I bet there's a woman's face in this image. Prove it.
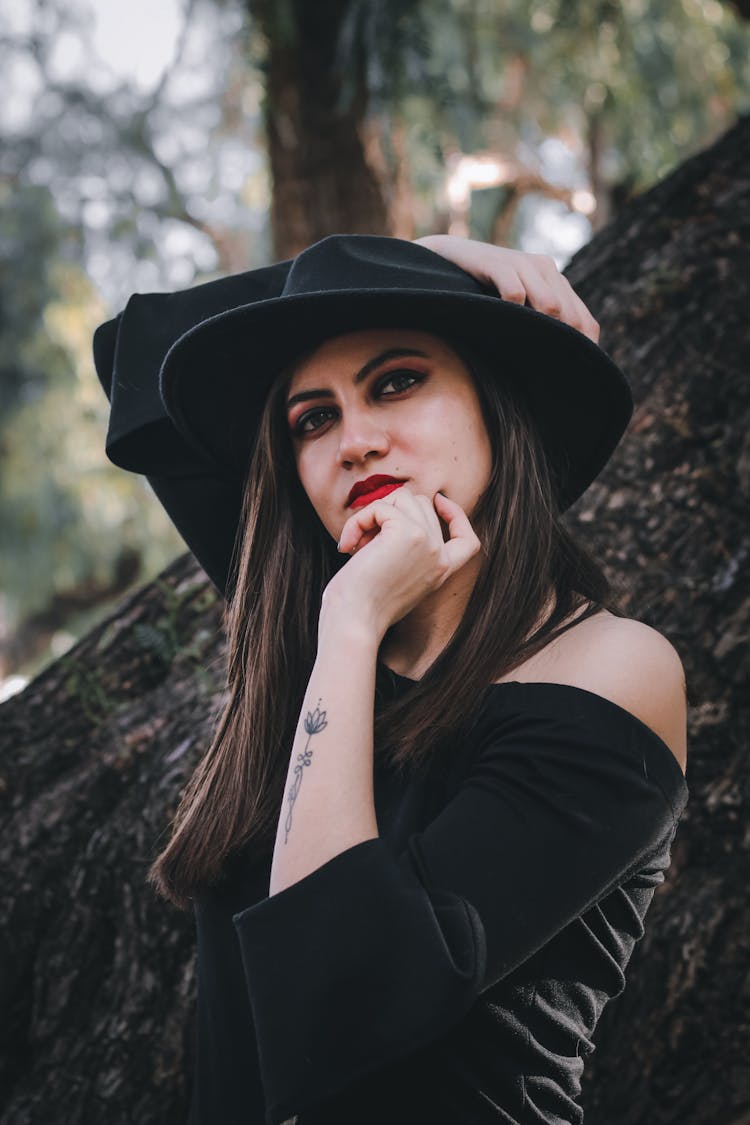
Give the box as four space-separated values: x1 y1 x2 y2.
285 328 494 543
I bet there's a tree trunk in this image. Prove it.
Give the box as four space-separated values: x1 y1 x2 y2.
2 114 749 1124
566 112 750 1125
247 0 390 259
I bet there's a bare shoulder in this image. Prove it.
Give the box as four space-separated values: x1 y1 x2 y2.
536 614 688 775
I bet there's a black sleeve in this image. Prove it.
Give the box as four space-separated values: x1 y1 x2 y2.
93 258 292 475
92 259 292 596
230 687 687 1125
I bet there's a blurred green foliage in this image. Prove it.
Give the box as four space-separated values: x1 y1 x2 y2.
0 195 186 682
339 0 749 237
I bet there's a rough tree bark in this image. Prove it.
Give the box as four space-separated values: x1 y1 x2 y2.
567 115 750 1125
246 0 390 258
1 115 748 1124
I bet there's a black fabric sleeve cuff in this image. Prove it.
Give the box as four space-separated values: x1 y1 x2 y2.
93 258 292 476
232 836 485 1125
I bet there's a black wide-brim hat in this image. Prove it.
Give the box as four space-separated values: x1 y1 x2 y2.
94 234 633 601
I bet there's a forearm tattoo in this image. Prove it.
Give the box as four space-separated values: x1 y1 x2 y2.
284 699 328 844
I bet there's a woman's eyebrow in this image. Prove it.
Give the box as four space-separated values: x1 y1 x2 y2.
285 347 429 411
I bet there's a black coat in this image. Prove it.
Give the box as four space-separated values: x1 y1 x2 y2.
186 663 688 1125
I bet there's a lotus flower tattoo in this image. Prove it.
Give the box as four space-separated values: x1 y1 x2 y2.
285 699 328 844
304 705 328 735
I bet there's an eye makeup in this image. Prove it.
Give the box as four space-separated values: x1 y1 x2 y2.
289 368 427 437
286 347 430 414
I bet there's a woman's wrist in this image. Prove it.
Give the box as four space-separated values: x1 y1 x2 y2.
318 590 384 653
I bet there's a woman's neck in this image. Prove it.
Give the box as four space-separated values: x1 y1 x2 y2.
379 574 559 681
378 553 483 680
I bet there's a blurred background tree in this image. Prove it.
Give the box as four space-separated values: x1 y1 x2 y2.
2 0 749 697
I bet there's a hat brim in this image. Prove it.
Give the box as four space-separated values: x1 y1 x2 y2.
160 287 633 516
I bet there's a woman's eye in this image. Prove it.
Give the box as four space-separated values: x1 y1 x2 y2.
294 408 334 435
293 370 423 436
378 369 423 395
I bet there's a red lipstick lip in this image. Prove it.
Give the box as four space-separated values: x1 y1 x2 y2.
346 475 407 508
349 482 405 510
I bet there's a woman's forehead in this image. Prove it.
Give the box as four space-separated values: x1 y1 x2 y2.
285 328 457 387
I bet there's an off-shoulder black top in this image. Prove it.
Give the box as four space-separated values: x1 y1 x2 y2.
185 660 689 1125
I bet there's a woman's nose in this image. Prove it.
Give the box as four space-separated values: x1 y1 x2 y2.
336 410 390 465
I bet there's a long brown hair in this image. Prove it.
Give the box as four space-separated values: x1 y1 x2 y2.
148 334 628 910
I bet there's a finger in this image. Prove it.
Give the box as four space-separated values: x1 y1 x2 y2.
432 492 482 570
404 492 452 548
349 528 378 553
532 259 600 342
523 256 576 321
492 269 527 305
565 287 600 343
338 492 412 552
346 489 435 553
523 273 594 341
389 483 432 525
517 268 567 321
400 489 468 546
410 491 445 535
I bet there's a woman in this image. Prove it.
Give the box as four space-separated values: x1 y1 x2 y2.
94 234 689 1125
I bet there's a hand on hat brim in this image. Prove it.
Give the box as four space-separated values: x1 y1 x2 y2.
414 236 600 344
